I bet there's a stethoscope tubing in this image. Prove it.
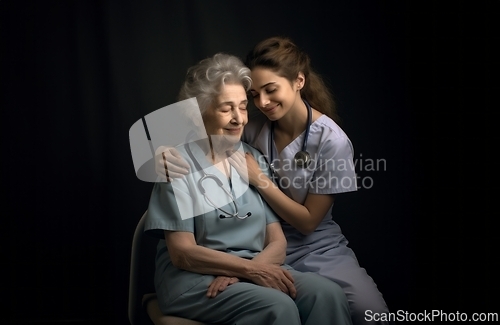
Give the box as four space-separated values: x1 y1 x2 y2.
184 141 250 219
269 98 313 172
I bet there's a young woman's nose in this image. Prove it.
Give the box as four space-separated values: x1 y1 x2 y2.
258 94 270 108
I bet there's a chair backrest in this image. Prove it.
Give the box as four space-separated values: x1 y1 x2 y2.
129 211 159 325
129 211 209 325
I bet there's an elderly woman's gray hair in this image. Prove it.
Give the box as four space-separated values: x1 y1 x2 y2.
178 53 252 114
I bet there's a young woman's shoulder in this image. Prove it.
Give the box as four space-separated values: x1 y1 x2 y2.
312 115 350 141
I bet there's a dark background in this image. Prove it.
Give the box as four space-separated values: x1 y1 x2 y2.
2 0 498 324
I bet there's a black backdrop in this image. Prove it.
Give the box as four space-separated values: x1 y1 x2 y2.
2 1 498 324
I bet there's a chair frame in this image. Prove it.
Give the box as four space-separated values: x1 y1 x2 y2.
129 211 204 325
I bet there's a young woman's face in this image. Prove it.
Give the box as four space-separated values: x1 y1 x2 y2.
249 67 302 121
203 83 248 144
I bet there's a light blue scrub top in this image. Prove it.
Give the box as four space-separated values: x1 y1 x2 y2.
144 140 279 305
242 112 358 264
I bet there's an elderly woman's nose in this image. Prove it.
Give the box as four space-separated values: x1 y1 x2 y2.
232 109 244 123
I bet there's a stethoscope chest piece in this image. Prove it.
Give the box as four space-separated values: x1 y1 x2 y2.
294 150 311 168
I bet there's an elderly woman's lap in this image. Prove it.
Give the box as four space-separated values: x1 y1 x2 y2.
163 280 300 325
160 270 351 325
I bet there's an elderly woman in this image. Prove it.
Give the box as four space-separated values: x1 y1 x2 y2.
144 53 352 325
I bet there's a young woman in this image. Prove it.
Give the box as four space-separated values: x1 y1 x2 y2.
239 36 390 325
144 52 352 325
157 37 390 325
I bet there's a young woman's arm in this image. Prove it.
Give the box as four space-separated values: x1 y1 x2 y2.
239 151 335 235
254 172 335 235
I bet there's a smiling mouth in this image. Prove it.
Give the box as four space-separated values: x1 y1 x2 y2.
263 104 279 113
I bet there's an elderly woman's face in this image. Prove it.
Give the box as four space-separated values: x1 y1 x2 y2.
203 83 248 142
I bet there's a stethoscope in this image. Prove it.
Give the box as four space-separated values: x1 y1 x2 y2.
269 99 312 177
185 141 251 220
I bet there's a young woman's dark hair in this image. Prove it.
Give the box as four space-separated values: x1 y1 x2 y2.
245 36 339 123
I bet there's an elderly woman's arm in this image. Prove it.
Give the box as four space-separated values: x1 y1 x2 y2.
251 222 286 266
164 226 296 297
